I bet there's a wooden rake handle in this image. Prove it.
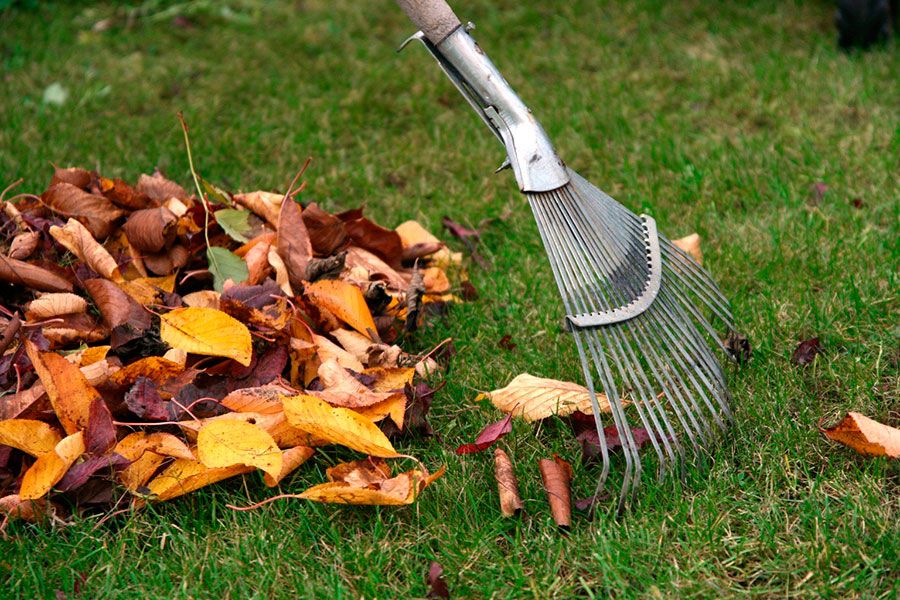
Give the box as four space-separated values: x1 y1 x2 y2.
395 0 462 44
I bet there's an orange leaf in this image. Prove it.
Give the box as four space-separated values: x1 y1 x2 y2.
282 394 399 457
0 419 63 457
19 431 85 500
146 458 254 502
25 340 99 434
159 307 252 366
197 419 282 478
311 359 395 409
299 460 444 506
822 412 900 458
115 432 195 490
263 446 315 487
110 356 185 388
673 233 703 265
305 280 377 338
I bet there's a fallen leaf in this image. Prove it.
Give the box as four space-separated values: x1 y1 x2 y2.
455 415 512 455
25 340 100 434
56 453 129 492
110 356 185 388
302 202 348 256
792 337 822 366
206 246 249 292
84 278 149 331
481 373 611 422
19 431 85 500
41 184 126 239
821 412 900 458
538 455 572 529
233 190 282 226
115 431 195 490
159 306 252 366
263 445 315 487
121 207 177 252
85 397 116 455
0 256 73 292
99 176 153 210
493 448 523 517
342 216 403 267
146 458 254 502
672 233 703 264
497 334 516 351
197 419 282 479
724 331 752 364
277 196 312 288
136 170 189 203
0 495 54 523
8 230 40 260
0 419 63 457
25 293 87 320
305 279 378 338
49 218 122 280
312 333 364 371
215 208 253 243
427 561 450 599
312 359 395 409
282 394 399 457
299 458 444 505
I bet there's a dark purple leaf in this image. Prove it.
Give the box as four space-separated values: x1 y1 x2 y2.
57 453 129 492
460 280 478 301
791 337 822 366
383 382 435 438
456 414 512 455
125 377 172 421
441 216 480 240
221 279 284 309
426 561 450 599
498 334 516 351
85 397 116 455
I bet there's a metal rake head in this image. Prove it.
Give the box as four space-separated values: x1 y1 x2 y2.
527 170 735 512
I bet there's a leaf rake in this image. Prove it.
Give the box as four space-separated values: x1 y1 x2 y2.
394 0 736 512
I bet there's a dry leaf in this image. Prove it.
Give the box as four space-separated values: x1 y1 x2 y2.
182 290 221 309
302 202 348 256
197 419 282 478
136 171 188 203
25 340 100 434
159 307 253 366
822 412 900 458
0 419 63 457
25 293 87 320
146 458 254 502
263 445 315 487
481 373 612 422
121 207 177 253
49 218 122 280
19 431 85 500
311 359 395 409
538 455 572 528
331 328 373 363
220 385 292 415
494 448 523 517
8 230 40 260
115 431 195 490
0 495 54 523
276 196 312 288
110 356 185 388
672 233 703 264
0 256 73 292
282 394 399 457
84 278 148 330
305 279 377 338
233 190 282 227
41 183 126 239
299 458 444 505
312 333 364 372
344 246 407 291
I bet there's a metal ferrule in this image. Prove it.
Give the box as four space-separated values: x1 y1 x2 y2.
404 26 570 193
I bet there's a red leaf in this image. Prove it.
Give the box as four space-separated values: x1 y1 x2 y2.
791 337 822 366
455 414 512 455
85 397 116 455
426 561 450 599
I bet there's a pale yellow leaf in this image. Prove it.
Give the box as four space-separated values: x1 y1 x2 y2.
159 307 252 366
299 460 444 506
25 293 87 320
480 373 612 422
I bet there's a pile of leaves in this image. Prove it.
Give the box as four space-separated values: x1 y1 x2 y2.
0 152 459 526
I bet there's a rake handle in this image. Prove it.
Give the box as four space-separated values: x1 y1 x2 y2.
395 0 462 44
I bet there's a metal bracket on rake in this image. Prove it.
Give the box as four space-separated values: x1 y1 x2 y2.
566 215 662 329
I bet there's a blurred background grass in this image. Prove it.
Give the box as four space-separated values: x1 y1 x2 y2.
1 0 898 597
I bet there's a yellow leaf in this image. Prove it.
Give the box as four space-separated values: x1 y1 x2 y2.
263 446 315 487
25 340 100 434
115 432 195 491
353 394 406 429
146 458 254 502
79 345 110 366
673 233 703 265
197 419 282 478
305 280 377 338
220 386 289 415
822 412 900 459
364 367 415 392
118 274 177 305
19 431 85 500
480 373 612 422
159 307 252 366
0 419 63 457
282 394 399 457
299 460 444 506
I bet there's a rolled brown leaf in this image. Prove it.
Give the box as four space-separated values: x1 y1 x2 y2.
494 448 523 517
40 183 126 239
0 256 73 292
538 455 573 529
122 207 177 253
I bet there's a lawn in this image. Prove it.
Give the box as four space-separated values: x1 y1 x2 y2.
1 0 898 597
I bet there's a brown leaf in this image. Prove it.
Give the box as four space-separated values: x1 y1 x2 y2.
343 216 404 267
49 218 122 280
25 293 87 320
143 243 189 276
41 183 126 239
276 196 313 289
84 278 148 331
672 233 703 264
0 255 73 292
311 359 395 409
344 246 408 291
25 340 100 434
302 202 349 256
538 455 572 529
50 166 93 189
821 412 900 458
121 207 178 253
426 561 450 599
792 337 822 366
0 495 54 523
233 190 282 227
8 230 40 260
494 448 523 517
100 177 154 210
136 170 189 203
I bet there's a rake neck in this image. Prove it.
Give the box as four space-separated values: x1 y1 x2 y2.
403 26 570 193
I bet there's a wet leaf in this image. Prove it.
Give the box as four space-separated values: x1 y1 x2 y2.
197 419 282 479
159 306 253 366
455 415 512 455
206 246 249 292
821 412 900 458
481 373 611 422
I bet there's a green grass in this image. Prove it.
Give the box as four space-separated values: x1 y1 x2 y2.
1 0 898 597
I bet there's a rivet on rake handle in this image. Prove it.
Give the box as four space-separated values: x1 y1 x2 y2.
395 0 737 513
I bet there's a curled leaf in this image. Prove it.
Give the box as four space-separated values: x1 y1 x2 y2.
49 218 122 280
481 373 611 422
822 412 900 458
538 455 572 529
493 448 523 517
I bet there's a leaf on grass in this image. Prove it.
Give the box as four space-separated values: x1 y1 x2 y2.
0 419 63 457
493 448 523 517
426 561 450 599
538 455 572 529
0 495 54 523
197 419 282 479
263 445 315 487
480 373 611 422
791 337 822 366
146 458 254 502
159 306 252 366
215 208 253 243
282 394 399 457
672 233 703 264
25 340 100 434
206 246 249 292
299 458 444 505
19 431 85 500
821 412 900 459
455 415 512 455
305 279 377 338
49 218 122 280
